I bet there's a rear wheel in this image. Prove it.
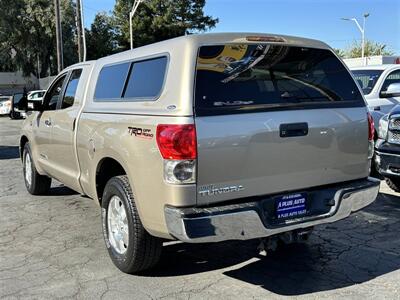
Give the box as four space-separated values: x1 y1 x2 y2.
385 177 400 193
23 143 51 195
101 175 162 274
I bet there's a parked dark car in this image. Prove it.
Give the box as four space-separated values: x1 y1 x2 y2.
9 92 27 119
375 104 400 191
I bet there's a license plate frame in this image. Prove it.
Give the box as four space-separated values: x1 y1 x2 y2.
275 192 308 220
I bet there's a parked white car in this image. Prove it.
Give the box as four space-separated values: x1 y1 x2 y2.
351 64 400 115
0 96 12 115
27 90 45 101
351 64 400 176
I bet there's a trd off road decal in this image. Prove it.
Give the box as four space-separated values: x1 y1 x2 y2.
128 127 154 139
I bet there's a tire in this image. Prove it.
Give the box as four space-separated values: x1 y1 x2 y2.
385 177 400 193
101 175 162 274
23 143 51 195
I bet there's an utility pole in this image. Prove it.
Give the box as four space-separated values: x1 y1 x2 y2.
80 0 87 61
54 0 64 72
37 55 40 80
76 0 83 62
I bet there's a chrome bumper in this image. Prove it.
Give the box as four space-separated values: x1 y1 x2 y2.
375 151 400 177
165 178 380 243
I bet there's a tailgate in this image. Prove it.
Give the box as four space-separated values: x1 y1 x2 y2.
196 108 369 205
194 43 368 205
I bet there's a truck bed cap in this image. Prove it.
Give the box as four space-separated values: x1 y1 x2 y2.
97 32 331 64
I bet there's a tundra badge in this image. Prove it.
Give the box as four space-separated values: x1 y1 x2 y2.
198 185 244 197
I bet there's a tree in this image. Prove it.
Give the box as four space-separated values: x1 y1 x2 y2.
0 0 78 77
0 48 16 72
113 0 218 50
333 48 345 58
61 0 79 68
86 12 117 60
0 0 218 76
345 40 394 58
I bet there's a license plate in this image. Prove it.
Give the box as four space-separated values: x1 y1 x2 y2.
276 193 307 220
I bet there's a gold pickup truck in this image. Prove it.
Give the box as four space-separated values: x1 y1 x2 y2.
20 33 380 274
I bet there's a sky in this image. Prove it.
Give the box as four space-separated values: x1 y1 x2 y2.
82 0 400 54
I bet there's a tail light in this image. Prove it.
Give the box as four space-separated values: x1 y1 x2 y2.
367 113 374 159
368 113 374 141
156 124 197 184
156 124 196 160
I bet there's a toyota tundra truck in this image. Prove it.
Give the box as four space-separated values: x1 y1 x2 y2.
19 33 380 274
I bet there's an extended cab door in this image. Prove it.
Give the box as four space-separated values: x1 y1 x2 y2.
33 73 68 175
48 68 85 192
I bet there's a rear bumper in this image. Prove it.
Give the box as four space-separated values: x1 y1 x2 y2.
0 108 10 115
164 178 380 243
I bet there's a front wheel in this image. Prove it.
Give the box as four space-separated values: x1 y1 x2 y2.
23 143 51 195
385 177 400 193
101 175 162 274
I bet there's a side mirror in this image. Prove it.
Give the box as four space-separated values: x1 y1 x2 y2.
381 83 400 98
27 99 44 111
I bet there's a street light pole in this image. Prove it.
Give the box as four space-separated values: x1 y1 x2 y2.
130 0 144 49
341 13 370 65
361 13 370 60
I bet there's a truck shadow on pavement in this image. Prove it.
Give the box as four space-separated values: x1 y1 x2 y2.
47 185 79 196
148 193 400 296
0 146 20 160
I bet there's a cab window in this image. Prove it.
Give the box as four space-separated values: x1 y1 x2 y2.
44 74 67 110
123 57 167 100
94 56 167 101
381 70 400 92
62 69 83 109
94 63 130 100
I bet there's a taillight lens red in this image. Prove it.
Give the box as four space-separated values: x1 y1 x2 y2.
156 124 197 160
367 113 374 141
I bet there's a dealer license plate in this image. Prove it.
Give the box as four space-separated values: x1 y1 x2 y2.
276 193 307 220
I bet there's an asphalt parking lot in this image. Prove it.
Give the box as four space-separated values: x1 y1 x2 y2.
0 116 399 299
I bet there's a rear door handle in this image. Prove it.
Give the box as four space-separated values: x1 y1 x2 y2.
280 122 308 138
44 119 52 127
